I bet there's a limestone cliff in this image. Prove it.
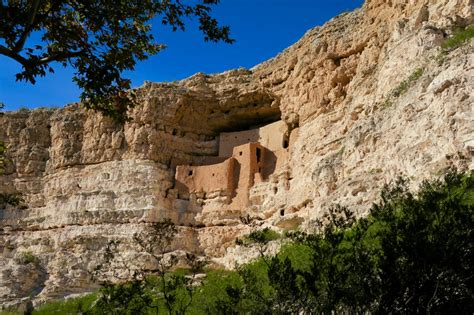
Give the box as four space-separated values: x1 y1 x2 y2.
1 0 473 307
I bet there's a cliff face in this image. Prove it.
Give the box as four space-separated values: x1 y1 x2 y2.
1 0 473 306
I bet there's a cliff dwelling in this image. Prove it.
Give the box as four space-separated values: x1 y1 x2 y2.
174 120 298 211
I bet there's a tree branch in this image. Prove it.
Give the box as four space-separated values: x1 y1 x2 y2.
13 0 41 53
38 50 84 65
0 45 83 69
0 45 29 66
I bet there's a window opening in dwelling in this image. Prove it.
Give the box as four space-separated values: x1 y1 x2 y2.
188 170 193 176
256 148 261 163
282 133 289 149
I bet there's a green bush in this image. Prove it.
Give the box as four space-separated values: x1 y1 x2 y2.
89 281 158 315
392 67 424 97
188 270 243 314
370 171 474 313
16 251 39 266
441 25 474 53
0 193 25 207
32 294 97 315
235 227 281 246
382 67 424 109
213 169 474 313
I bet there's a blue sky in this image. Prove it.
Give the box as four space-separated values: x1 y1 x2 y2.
0 0 364 111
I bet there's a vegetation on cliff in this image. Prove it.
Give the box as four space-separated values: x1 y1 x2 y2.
25 169 474 314
441 25 474 53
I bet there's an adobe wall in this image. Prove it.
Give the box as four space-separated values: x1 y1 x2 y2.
175 158 235 195
266 125 299 173
258 120 289 152
219 120 288 157
256 149 288 181
219 129 259 157
228 143 270 208
170 156 227 176
261 124 299 173
191 156 228 166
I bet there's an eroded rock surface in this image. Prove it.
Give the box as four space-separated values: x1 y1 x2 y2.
1 0 473 306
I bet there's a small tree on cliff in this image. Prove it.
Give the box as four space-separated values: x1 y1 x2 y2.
0 1 233 120
90 219 206 314
133 220 207 314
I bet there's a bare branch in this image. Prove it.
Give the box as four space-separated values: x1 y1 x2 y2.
12 0 41 53
0 45 29 66
38 50 84 64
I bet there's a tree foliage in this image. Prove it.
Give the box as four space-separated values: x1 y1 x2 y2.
372 171 474 313
0 0 233 120
211 169 474 314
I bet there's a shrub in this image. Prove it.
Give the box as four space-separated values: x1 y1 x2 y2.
188 270 243 314
370 170 474 313
441 24 474 53
382 67 424 109
216 169 474 313
32 294 97 315
391 67 424 98
0 193 25 207
235 227 281 246
16 251 39 266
